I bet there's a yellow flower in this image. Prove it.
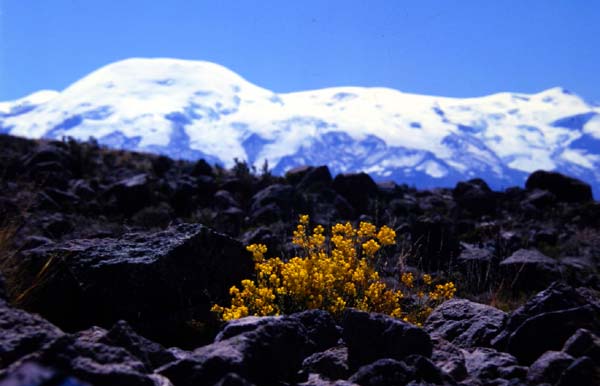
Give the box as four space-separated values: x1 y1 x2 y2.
362 239 381 257
376 225 396 245
211 215 457 326
422 274 432 285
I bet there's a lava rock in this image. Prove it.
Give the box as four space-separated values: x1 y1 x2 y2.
158 316 313 386
556 356 598 386
0 360 91 386
562 328 600 364
430 337 467 381
16 224 252 348
492 282 600 364
456 244 495 290
249 184 295 214
32 335 171 386
424 298 507 348
499 249 560 291
526 350 575 385
0 299 64 368
453 178 497 215
104 173 155 215
99 320 178 370
301 346 350 381
526 170 593 203
462 347 527 383
348 358 413 386
342 309 432 370
333 173 378 214
290 310 341 352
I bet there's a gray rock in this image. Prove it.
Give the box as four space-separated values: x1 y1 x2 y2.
99 320 178 370
16 224 252 348
527 351 575 385
504 305 600 364
425 298 506 348
0 300 64 368
0 360 90 386
430 336 467 381
556 356 598 386
563 328 600 364
525 170 593 203
158 316 313 386
302 346 349 381
499 249 559 291
348 358 413 386
24 334 173 386
462 347 527 382
342 309 432 369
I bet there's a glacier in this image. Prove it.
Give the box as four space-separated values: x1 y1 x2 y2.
1 57 599 193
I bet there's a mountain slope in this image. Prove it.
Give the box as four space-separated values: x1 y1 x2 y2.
2 57 600 192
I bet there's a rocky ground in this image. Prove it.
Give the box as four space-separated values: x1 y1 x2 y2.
0 134 598 385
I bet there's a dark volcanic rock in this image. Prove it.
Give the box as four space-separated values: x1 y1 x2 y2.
462 347 527 383
563 328 600 364
348 358 413 386
492 282 600 364
0 360 91 386
216 310 340 353
430 337 467 381
333 173 378 214
0 300 64 368
556 356 598 386
291 309 341 352
16 224 252 347
104 173 155 215
526 350 575 385
100 320 178 370
158 316 312 386
31 335 170 386
342 309 432 369
453 178 497 215
411 215 459 271
499 249 560 291
301 346 349 381
424 298 507 348
526 170 593 203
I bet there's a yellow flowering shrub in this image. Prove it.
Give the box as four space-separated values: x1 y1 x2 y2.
212 215 456 326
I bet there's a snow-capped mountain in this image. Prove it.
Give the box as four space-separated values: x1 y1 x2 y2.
2 58 600 193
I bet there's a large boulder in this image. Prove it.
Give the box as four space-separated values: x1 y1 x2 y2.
342 309 432 369
526 350 575 385
20 334 172 386
453 178 497 215
333 173 378 214
103 173 156 215
525 170 593 203
99 320 178 370
16 224 252 347
563 328 600 364
301 346 350 381
0 300 64 368
499 249 560 291
462 347 527 383
430 337 467 381
158 316 313 386
492 282 600 364
347 358 414 386
424 298 507 348
410 215 459 271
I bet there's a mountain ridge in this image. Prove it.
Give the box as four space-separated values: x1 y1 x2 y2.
2 57 599 194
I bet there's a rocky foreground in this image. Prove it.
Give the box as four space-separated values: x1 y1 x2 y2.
0 134 599 385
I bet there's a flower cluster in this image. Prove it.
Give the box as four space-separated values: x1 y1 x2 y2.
212 215 456 325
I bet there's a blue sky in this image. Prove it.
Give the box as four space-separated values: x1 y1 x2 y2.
1 0 599 102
